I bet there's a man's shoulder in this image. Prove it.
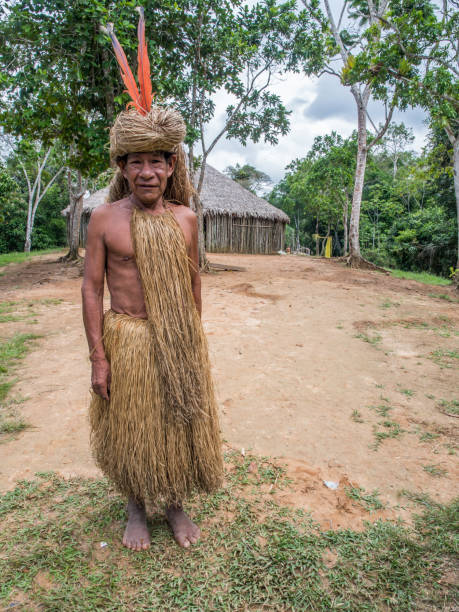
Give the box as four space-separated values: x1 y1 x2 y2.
169 202 197 222
90 198 129 222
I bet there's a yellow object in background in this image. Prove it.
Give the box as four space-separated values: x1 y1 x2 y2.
325 236 332 258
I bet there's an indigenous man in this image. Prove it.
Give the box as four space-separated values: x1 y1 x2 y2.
82 13 223 551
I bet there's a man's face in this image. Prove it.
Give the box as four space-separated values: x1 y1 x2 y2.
119 151 176 206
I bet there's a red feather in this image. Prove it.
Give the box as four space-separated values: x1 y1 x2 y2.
136 7 153 113
107 23 144 115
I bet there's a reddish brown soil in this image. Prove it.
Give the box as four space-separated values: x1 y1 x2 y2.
0 252 458 529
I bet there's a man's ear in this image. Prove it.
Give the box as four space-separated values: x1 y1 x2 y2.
167 154 177 178
117 159 127 179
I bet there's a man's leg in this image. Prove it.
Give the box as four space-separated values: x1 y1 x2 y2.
165 503 201 548
122 498 151 551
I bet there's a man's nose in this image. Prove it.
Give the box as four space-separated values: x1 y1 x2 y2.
139 162 155 178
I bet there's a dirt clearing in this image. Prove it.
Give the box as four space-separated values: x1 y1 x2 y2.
0 252 457 529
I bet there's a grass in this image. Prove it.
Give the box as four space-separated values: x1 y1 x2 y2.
428 349 459 368
0 414 28 435
419 432 440 443
398 387 415 398
354 332 382 347
0 451 457 611
0 333 40 438
0 298 63 323
389 268 451 286
437 398 459 417
369 403 393 418
423 464 448 478
371 420 404 450
379 298 400 309
0 248 63 268
351 409 364 423
345 486 385 512
428 292 459 303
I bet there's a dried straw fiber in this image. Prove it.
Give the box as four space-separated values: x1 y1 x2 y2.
89 206 223 505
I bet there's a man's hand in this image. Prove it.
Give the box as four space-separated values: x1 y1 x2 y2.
91 358 111 401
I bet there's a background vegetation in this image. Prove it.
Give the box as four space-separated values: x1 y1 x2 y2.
0 0 457 277
269 125 457 277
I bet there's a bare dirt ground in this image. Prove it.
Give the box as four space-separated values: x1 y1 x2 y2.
0 252 458 530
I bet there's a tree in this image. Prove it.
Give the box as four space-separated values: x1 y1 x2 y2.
295 0 403 268
380 123 415 178
1 0 298 267
269 132 356 255
356 0 459 269
0 0 147 259
305 132 356 255
224 163 271 194
167 0 296 269
14 141 65 252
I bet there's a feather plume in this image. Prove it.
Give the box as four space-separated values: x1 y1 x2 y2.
136 7 153 113
106 23 145 115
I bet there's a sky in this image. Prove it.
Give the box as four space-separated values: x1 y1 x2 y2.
201 71 429 189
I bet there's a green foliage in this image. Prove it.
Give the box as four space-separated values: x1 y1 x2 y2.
269 131 356 254
224 163 271 195
0 145 67 253
269 123 457 276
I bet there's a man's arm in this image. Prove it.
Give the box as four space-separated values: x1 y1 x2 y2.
188 211 202 317
81 207 110 400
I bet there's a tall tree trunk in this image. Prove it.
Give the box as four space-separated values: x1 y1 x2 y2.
342 199 349 255
452 134 459 270
24 206 32 253
62 169 86 261
315 215 320 255
195 158 209 271
348 101 367 265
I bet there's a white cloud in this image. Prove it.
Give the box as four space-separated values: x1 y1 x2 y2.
200 72 429 185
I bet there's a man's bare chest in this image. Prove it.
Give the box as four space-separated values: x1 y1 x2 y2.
104 207 191 263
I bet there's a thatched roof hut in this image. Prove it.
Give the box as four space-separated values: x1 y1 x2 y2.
63 164 289 254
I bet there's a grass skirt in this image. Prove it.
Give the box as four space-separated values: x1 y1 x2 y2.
89 310 223 505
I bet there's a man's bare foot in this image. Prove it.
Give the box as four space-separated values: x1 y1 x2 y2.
165 504 201 548
122 498 150 551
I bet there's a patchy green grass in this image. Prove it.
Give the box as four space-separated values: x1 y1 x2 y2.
0 298 63 324
372 420 404 450
419 431 440 443
428 292 459 303
345 486 385 512
389 269 451 286
351 409 364 423
0 452 457 611
0 415 28 435
423 464 448 478
354 332 382 347
398 387 415 398
428 349 459 369
437 398 459 417
379 298 400 309
0 334 40 438
0 248 63 268
369 403 393 418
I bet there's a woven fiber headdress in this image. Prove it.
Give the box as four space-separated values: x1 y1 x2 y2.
103 8 192 206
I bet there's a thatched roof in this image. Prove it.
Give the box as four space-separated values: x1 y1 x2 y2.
198 165 288 221
62 164 289 222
